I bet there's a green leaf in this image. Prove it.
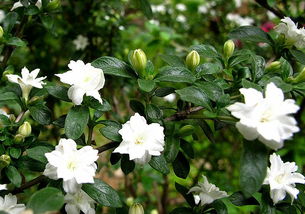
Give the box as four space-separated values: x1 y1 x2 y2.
211 200 228 214
229 191 259 206
25 5 40 15
149 154 170 174
9 147 22 159
240 140 268 197
176 86 211 111
190 44 219 58
156 67 196 83
146 104 162 120
82 178 122 207
137 79 156 92
160 55 185 67
195 81 224 102
92 56 136 79
129 100 145 116
121 154 135 175
0 92 20 102
241 79 263 91
229 50 252 67
5 166 22 187
134 0 153 19
29 103 52 125
279 57 293 80
155 87 176 97
84 97 112 112
251 55 265 80
198 120 215 143
260 188 276 214
229 26 273 45
3 12 18 33
45 84 70 102
180 139 194 159
27 187 65 214
0 115 11 126
173 151 190 179
175 182 195 207
169 207 193 214
6 37 27 47
27 146 54 163
110 153 121 165
290 49 305 65
65 106 89 140
40 15 54 30
99 122 122 142
164 137 180 163
195 62 222 77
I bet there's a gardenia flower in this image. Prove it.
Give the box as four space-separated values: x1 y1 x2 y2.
0 109 9 118
11 0 42 11
226 13 254 26
151 5 166 14
65 190 95 214
0 10 5 23
163 93 176 102
188 175 228 206
6 67 46 101
274 17 305 49
177 15 186 23
263 153 305 204
43 138 99 193
113 113 165 165
73 35 89 51
0 184 7 190
0 194 26 214
227 82 299 150
176 3 186 11
56 60 105 105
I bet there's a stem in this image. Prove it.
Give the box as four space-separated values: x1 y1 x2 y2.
15 111 25 123
11 175 46 194
87 126 94 145
97 141 119 153
165 106 204 121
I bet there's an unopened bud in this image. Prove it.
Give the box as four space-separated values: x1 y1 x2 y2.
289 67 305 83
130 49 147 76
0 26 3 39
223 40 235 59
46 0 60 11
186 50 200 70
151 209 158 214
126 197 134 207
18 121 32 137
129 203 144 214
178 125 195 137
14 134 25 144
266 61 281 72
0 155 11 169
9 114 16 122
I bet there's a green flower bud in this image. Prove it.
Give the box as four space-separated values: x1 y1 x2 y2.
0 26 3 39
289 67 305 83
186 50 200 70
14 134 25 144
266 61 281 72
18 121 32 137
129 203 144 214
9 114 16 122
178 125 195 137
150 209 158 214
126 197 134 207
46 0 61 11
130 49 147 76
0 155 11 169
223 40 235 59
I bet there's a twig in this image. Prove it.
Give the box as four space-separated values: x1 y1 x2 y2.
11 175 46 194
165 106 204 121
160 175 169 214
254 0 284 19
97 142 119 153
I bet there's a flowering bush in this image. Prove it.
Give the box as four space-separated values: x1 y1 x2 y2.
1 0 305 214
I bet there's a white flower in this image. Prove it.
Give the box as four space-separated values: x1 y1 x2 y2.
73 35 89 51
163 93 176 102
193 195 200 205
6 67 46 101
0 184 7 190
0 109 9 118
264 153 305 204
177 15 186 23
64 190 95 214
176 3 186 11
0 10 5 23
113 113 165 165
56 60 105 105
188 175 228 206
226 13 254 26
267 11 276 20
149 20 160 26
234 0 242 8
151 5 166 14
227 82 299 150
43 138 99 193
198 5 208 14
274 17 305 49
11 0 42 11
0 194 26 214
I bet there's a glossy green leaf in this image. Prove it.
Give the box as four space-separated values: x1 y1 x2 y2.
65 106 89 140
5 166 22 187
149 154 170 174
137 79 156 92
156 66 196 83
229 26 273 45
173 151 190 179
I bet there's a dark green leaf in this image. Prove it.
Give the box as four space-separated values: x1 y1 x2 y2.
149 154 170 174
121 154 135 175
0 92 20 102
175 182 195 207
84 97 112 112
25 5 40 15
241 79 263 91
169 207 193 214
290 49 305 65
155 87 176 98
160 54 185 67
198 120 215 143
29 104 52 125
0 115 11 126
6 37 27 47
83 178 122 207
27 187 65 214
195 62 222 77
27 146 54 163
164 137 180 163
3 12 18 33
9 147 21 159
40 15 54 30
190 44 219 58
146 104 162 120
229 191 259 206
110 153 121 165
229 26 273 45
137 79 156 92
195 81 224 102
251 55 265 80
52 115 66 128
279 57 293 80
240 140 268 197
92 56 136 79
211 200 228 214
180 139 194 159
65 106 89 140
45 84 70 101
129 100 145 116
134 0 153 19
173 151 190 179
176 86 211 111
156 66 196 83
99 122 122 142
5 166 22 187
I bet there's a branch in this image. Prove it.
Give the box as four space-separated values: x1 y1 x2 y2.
254 0 284 19
11 175 46 194
165 106 204 121
97 141 119 153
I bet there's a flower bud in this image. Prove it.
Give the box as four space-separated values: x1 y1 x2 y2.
289 67 305 83
126 197 134 207
130 49 147 75
46 0 60 11
9 114 16 122
0 26 3 39
223 40 235 59
18 121 32 137
14 134 25 144
186 50 200 70
0 155 11 169
178 125 195 137
129 203 144 214
150 209 158 214
266 61 281 72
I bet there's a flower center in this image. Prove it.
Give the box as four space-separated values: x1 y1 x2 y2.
83 76 92 83
275 173 285 184
260 109 273 123
67 161 77 170
135 136 144 145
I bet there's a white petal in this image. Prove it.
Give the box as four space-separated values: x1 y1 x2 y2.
68 86 86 105
63 179 81 194
6 74 20 84
239 88 263 106
265 82 284 103
86 90 103 104
65 203 80 214
270 189 286 204
236 122 259 140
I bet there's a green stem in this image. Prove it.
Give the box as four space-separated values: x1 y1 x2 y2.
87 126 94 145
